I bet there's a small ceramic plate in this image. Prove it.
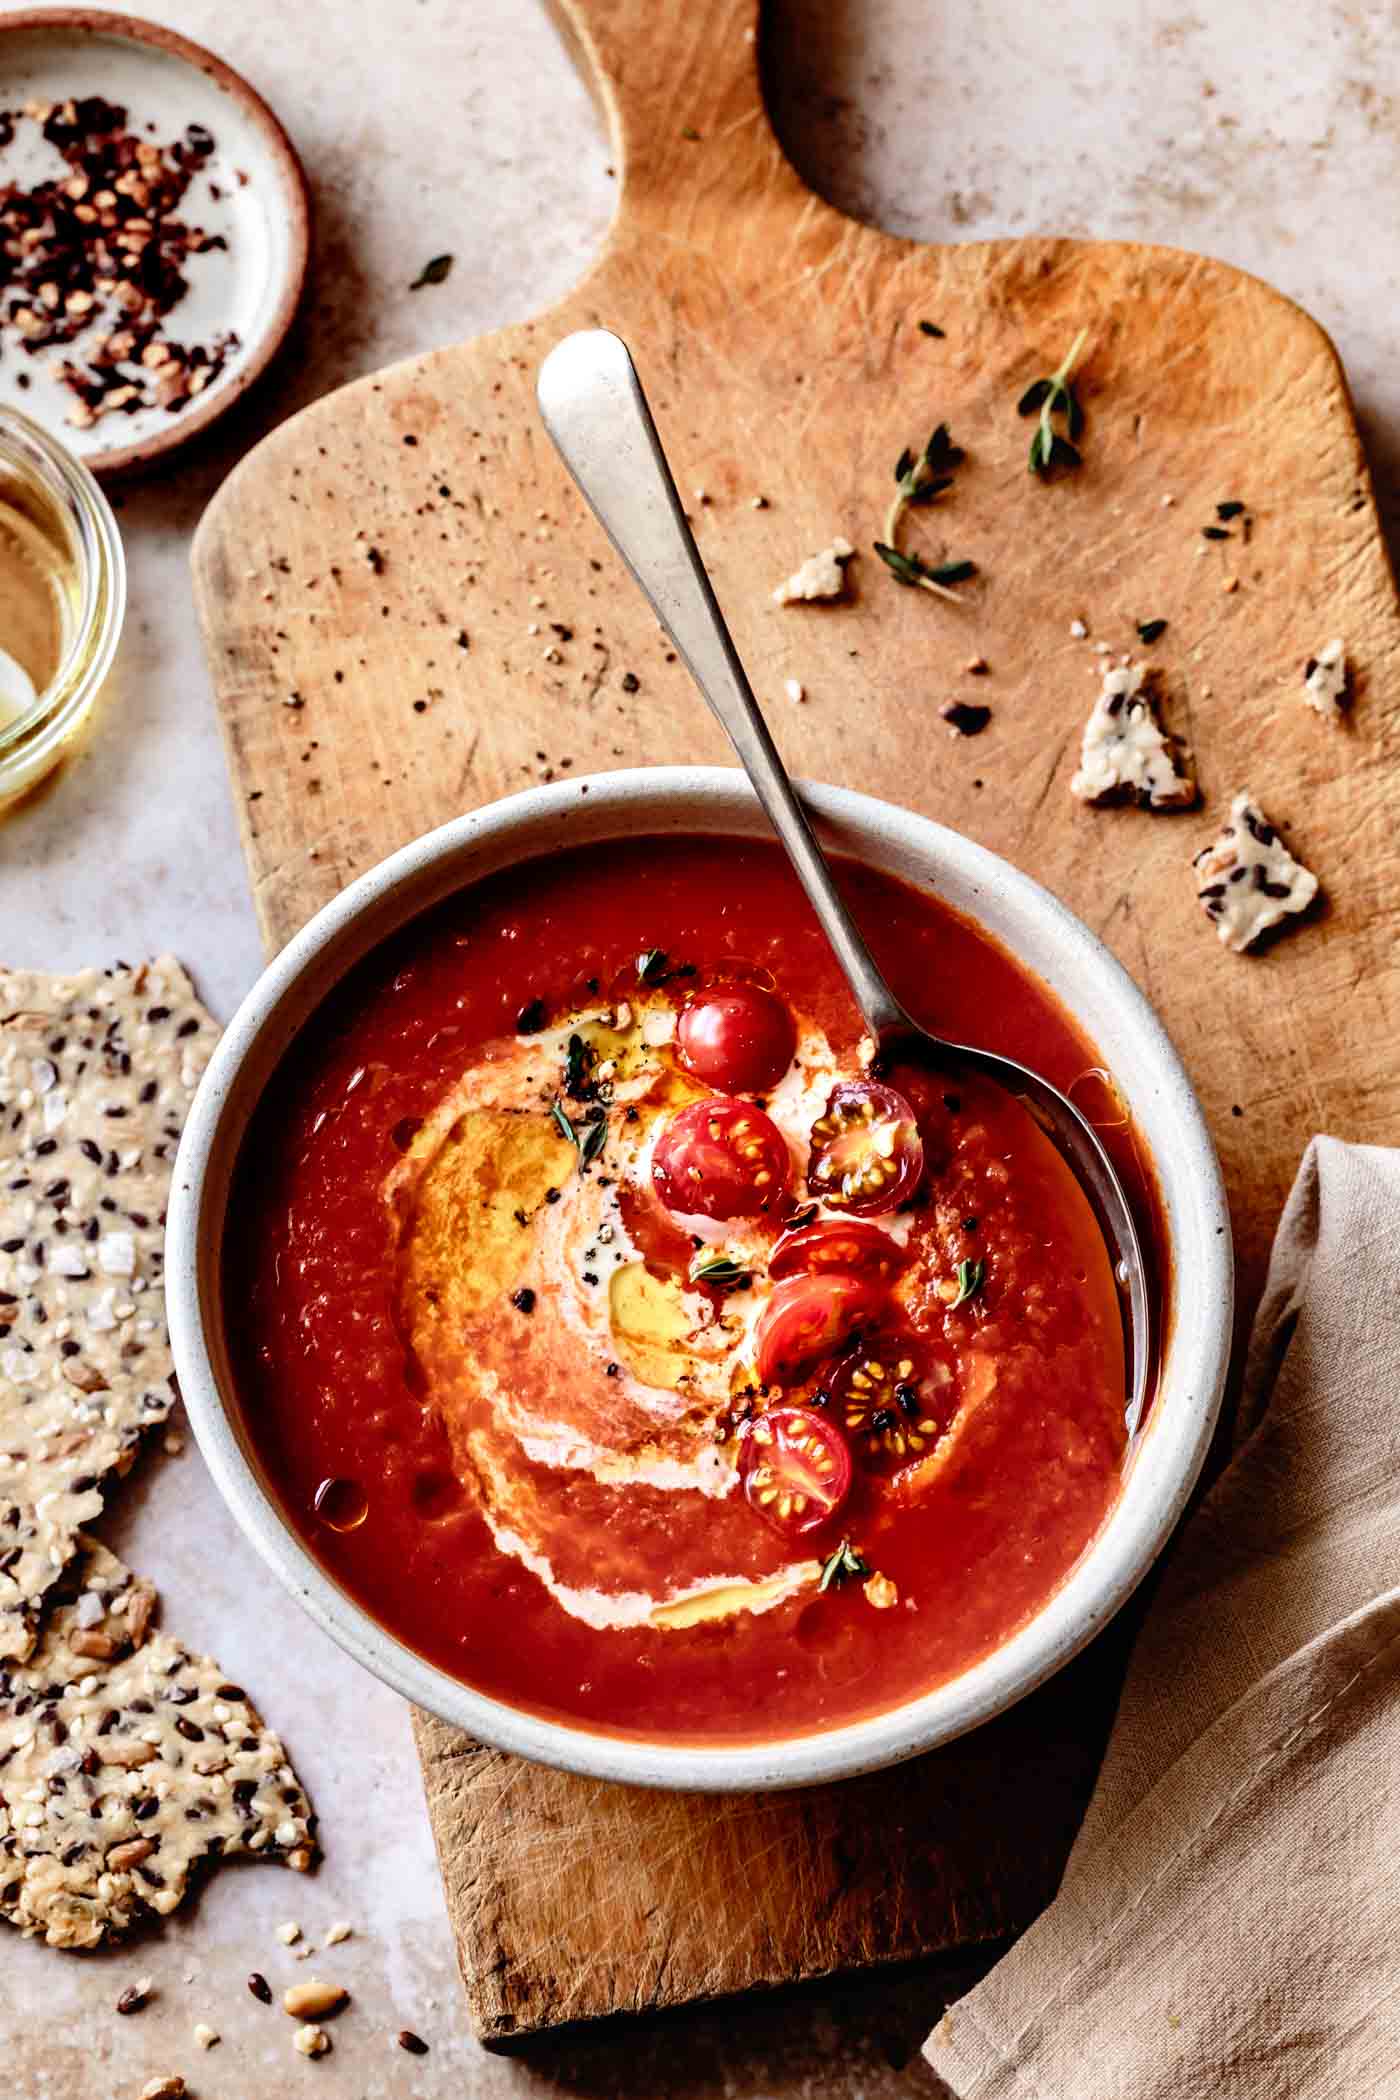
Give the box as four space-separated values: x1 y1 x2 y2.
0 9 309 474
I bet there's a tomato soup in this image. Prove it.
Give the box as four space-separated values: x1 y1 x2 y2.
226 835 1162 1746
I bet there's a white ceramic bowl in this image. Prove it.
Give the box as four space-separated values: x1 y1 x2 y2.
168 768 1232 1791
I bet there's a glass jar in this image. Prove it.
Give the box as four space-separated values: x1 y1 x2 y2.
0 407 125 808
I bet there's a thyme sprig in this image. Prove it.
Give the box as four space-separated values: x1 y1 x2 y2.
1018 327 1088 477
873 422 976 601
818 1538 870 1593
550 1098 608 1170
951 1257 986 1308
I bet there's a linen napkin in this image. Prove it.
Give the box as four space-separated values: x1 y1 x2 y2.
925 1136 1400 2099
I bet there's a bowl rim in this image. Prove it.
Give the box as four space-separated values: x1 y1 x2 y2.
167 766 1233 1792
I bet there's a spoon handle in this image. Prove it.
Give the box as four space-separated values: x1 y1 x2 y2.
536 328 909 1043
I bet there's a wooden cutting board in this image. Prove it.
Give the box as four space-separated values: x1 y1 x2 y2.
190 0 1400 2045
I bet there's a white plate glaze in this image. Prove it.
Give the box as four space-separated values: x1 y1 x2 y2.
167 769 1234 1792
0 9 308 474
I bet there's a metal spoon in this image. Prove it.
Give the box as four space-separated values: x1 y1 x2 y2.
537 329 1150 1429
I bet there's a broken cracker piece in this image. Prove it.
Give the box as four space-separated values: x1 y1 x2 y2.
1192 792 1319 952
0 959 217 1661
772 538 854 604
1070 662 1196 809
0 1535 315 1949
1302 637 1348 723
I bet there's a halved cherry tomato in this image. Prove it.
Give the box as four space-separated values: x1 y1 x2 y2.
677 984 796 1095
768 1217 908 1282
820 1333 958 1474
739 1405 852 1536
806 1079 924 1215
754 1272 887 1386
652 1098 790 1221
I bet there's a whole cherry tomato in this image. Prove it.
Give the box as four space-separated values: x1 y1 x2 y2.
677 984 796 1095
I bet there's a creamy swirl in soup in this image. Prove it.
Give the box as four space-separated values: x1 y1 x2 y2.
228 836 1160 1745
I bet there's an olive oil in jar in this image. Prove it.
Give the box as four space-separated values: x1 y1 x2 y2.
0 472 80 731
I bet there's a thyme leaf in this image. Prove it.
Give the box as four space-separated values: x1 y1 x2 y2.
818 1538 870 1593
951 1257 986 1308
874 542 977 594
636 947 667 982
578 1114 609 1168
1020 327 1089 478
1136 617 1168 645
689 1252 751 1292
551 1098 608 1170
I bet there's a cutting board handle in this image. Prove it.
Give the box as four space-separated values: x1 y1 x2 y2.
548 0 815 243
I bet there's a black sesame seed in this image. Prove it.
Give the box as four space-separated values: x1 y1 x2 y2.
510 1288 536 1314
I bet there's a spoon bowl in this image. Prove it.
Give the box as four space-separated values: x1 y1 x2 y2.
536 328 1151 1428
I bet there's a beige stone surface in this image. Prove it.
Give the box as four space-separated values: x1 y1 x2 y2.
5 2 1400 2095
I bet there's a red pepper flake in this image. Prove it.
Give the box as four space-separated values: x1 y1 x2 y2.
0 96 239 428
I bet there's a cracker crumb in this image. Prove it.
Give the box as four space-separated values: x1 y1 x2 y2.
772 538 854 605
276 1920 302 1946
1069 618 1088 639
1193 792 1319 952
193 2022 220 2049
784 678 805 704
1070 662 1195 809
324 1919 353 1945
293 2023 330 2058
864 1572 899 1610
1302 637 1348 723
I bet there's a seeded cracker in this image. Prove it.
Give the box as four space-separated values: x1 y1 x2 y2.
0 961 217 1660
1070 662 1196 809
1193 791 1320 952
0 1534 315 1948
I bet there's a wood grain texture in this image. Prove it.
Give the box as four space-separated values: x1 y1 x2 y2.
191 0 1400 2044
